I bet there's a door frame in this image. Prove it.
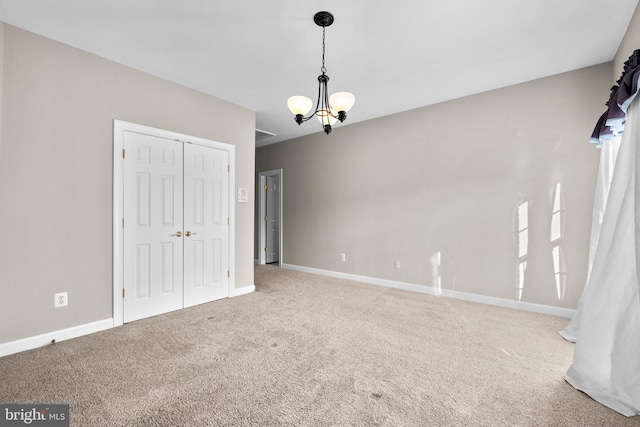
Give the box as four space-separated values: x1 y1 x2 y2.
257 169 283 265
113 119 236 327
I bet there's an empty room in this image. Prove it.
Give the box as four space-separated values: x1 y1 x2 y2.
1 1 639 425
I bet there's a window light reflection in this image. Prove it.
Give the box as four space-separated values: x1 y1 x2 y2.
431 251 442 295
550 183 566 300
515 200 529 302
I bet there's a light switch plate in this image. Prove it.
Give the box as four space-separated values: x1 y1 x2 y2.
237 188 248 203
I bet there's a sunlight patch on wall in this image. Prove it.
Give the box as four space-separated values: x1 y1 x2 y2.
515 200 529 302
550 182 566 301
431 251 442 295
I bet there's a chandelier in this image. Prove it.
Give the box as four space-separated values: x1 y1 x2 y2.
287 11 355 135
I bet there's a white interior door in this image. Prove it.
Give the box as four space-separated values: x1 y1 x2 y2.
183 143 229 307
122 132 230 322
123 131 184 322
114 120 236 327
265 176 280 264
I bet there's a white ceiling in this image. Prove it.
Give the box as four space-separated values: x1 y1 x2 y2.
0 1 638 146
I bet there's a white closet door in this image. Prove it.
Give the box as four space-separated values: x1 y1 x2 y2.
123 132 184 322
183 143 229 307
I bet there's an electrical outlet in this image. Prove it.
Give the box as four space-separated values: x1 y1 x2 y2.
340 253 346 262
54 292 68 308
394 260 401 269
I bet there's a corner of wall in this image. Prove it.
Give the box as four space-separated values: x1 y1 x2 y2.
613 3 640 79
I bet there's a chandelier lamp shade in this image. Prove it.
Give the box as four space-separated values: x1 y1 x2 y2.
287 11 355 135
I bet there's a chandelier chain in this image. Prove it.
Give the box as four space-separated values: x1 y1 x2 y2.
321 26 326 74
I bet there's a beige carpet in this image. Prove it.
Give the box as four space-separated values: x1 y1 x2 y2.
0 265 636 426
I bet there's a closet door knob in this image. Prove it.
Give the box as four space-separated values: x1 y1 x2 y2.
171 231 182 237
185 231 197 237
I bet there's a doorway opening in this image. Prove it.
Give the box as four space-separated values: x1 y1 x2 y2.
258 169 283 266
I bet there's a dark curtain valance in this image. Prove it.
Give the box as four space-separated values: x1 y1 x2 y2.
591 49 640 147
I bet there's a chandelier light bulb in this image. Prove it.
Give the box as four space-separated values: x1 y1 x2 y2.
329 92 355 113
287 96 313 116
317 109 338 126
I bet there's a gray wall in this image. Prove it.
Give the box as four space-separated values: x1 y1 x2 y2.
256 63 612 310
0 24 256 344
614 2 640 80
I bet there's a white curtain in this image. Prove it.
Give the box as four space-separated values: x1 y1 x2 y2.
561 97 640 417
560 136 620 342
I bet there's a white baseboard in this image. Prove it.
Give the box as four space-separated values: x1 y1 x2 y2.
281 264 576 319
0 318 114 358
230 284 255 297
1 284 255 358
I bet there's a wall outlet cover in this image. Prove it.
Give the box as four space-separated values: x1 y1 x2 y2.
54 292 68 308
